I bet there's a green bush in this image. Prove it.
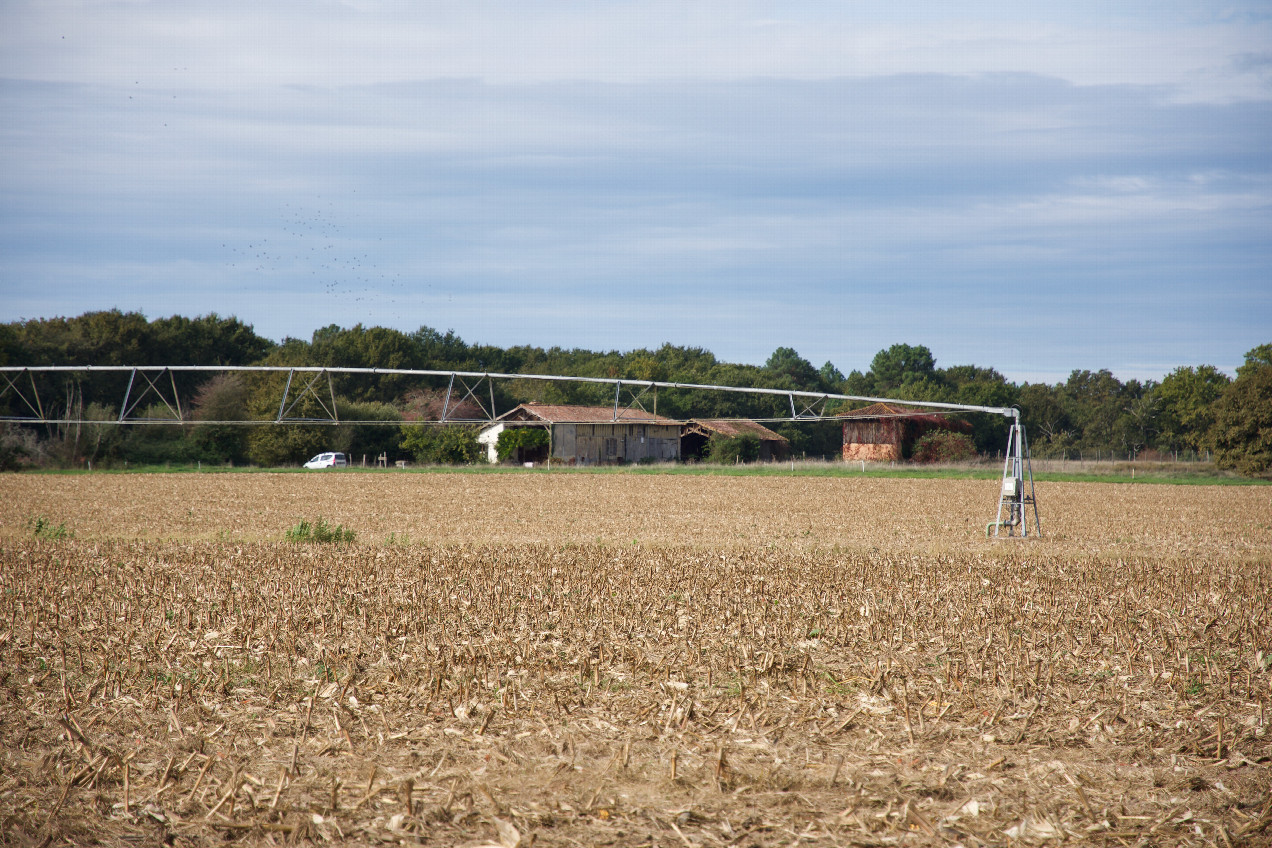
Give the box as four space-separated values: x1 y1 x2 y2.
706 433 761 464
400 425 482 464
28 516 72 540
285 518 356 544
0 425 40 470
911 430 978 463
496 427 549 462
337 400 403 463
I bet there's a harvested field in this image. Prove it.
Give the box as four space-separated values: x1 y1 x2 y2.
1 472 1269 846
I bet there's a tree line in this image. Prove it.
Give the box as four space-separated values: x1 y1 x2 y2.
1 310 1268 475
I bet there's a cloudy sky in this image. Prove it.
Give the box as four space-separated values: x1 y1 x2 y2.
2 2 1269 383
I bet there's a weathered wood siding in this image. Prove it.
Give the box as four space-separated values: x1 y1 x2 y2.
553 423 680 465
842 419 903 462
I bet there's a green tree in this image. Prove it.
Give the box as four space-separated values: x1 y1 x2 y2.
940 365 1017 452
870 344 939 392
841 369 876 397
1238 343 1272 376
1120 386 1160 456
764 347 822 391
625 354 668 384
190 374 252 464
1017 383 1070 449
337 399 403 463
1211 349 1272 476
308 324 426 402
818 361 845 389
1060 369 1126 453
1154 365 1230 454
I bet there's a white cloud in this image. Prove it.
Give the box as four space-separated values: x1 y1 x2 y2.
2 2 1269 382
3 2 1270 102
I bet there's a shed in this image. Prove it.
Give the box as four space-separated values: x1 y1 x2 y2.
681 419 790 462
481 403 682 465
836 403 971 462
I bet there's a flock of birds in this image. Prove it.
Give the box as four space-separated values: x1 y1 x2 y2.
116 67 433 323
222 199 423 319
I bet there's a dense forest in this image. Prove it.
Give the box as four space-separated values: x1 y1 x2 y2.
1 310 1269 475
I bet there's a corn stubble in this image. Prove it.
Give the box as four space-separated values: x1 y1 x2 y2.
1 476 1270 847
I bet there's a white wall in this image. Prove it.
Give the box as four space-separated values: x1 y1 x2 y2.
476 423 504 464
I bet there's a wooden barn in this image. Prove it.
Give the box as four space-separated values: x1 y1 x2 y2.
681 419 790 462
480 403 681 465
836 403 971 462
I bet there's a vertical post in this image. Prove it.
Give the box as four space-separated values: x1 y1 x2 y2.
169 368 184 421
119 368 137 422
613 381 621 421
441 373 454 422
276 369 295 423
992 424 1014 536
326 371 338 423
29 369 46 422
489 375 497 422
1021 424 1042 536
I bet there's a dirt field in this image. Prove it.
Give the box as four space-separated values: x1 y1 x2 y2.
1 472 1269 846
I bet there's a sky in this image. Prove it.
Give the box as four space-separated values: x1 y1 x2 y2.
2 2 1270 384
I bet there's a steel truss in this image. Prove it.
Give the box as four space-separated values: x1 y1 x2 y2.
1 364 1040 536
1 365 1020 424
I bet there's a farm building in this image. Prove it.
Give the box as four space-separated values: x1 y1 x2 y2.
836 402 972 462
681 419 790 462
479 403 682 465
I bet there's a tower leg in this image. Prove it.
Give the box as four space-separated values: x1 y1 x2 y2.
989 415 1041 538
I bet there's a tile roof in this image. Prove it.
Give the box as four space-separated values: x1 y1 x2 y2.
686 419 789 442
497 403 681 425
835 402 925 418
835 402 970 430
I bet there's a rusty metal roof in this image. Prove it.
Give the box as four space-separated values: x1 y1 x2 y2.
496 403 681 425
836 403 970 431
685 419 789 442
835 402 921 418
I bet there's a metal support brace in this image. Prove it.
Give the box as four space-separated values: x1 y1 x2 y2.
277 369 339 423
118 367 184 422
441 373 455 422
119 369 137 422
276 370 296 423
612 381 657 421
442 374 495 422
0 368 46 421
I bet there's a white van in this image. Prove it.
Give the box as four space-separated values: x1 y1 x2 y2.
303 452 348 469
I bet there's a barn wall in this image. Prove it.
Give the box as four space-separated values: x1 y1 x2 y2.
556 423 679 464
477 423 504 463
841 416 964 462
842 418 903 462
551 423 577 460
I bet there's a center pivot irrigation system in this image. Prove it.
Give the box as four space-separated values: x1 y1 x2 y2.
2 365 1042 537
